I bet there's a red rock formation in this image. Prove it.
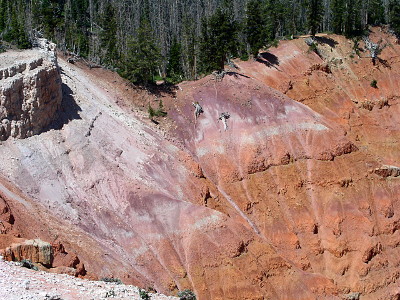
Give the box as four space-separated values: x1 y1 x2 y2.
0 196 14 234
0 28 399 299
1 239 52 266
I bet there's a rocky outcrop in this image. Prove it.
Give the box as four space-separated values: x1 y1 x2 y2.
0 238 86 276
51 242 86 277
373 165 400 178
1 239 53 267
0 40 62 141
0 196 14 234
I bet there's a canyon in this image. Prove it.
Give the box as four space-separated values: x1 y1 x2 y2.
0 27 400 299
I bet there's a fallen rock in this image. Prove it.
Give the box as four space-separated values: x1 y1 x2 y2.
342 292 361 300
373 166 400 178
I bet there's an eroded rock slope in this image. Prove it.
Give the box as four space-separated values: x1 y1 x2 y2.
0 28 399 300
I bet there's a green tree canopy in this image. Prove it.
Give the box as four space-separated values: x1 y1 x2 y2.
99 3 118 66
199 7 238 73
166 37 184 82
344 0 362 37
306 0 324 36
246 0 267 57
120 18 161 84
331 0 345 34
389 0 400 35
368 0 385 26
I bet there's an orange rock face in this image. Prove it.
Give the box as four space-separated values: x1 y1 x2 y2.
1 239 52 266
0 27 400 299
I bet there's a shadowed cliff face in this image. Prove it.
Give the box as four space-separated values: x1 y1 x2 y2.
0 28 400 300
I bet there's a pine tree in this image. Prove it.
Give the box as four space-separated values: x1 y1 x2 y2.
265 0 286 40
68 0 90 57
331 0 345 34
199 8 238 73
344 0 363 37
37 0 64 39
120 18 161 84
4 7 19 43
368 0 385 26
17 18 31 49
306 0 324 36
389 0 400 35
0 0 6 33
181 15 197 80
166 37 183 83
199 17 214 73
148 103 156 119
246 0 266 57
100 3 118 66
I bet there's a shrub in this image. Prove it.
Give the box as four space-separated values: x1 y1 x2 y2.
352 38 362 57
178 289 196 300
240 53 249 61
269 39 279 48
147 287 157 293
360 100 374 111
148 103 156 119
20 259 38 271
100 277 122 284
308 42 318 54
139 289 151 300
370 79 378 88
105 289 116 298
156 100 167 117
148 100 167 119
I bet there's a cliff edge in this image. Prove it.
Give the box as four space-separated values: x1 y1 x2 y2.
0 39 62 140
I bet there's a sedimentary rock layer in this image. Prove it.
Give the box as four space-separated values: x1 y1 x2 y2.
0 41 62 140
0 28 399 300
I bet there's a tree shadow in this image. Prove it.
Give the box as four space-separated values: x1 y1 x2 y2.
314 36 338 48
45 83 82 131
133 82 179 98
377 57 391 69
256 52 280 70
225 71 250 79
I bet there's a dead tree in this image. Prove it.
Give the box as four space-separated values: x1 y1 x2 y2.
218 112 230 131
212 70 226 82
363 37 388 65
193 102 203 121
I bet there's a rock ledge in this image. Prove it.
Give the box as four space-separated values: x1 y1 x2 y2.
0 40 62 141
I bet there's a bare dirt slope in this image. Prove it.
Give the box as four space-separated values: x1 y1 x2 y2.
0 49 333 299
162 27 400 300
1 27 400 300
